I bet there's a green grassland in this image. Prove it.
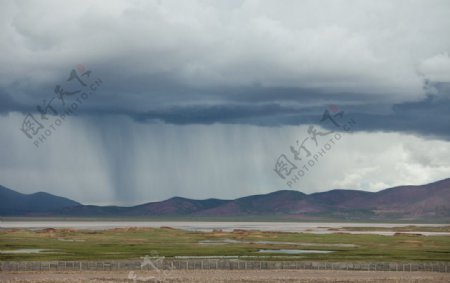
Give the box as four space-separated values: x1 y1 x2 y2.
0 227 449 262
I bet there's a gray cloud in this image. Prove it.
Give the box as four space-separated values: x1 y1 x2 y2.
1 0 449 100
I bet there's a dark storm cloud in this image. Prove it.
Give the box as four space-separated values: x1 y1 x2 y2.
96 80 450 140
122 80 450 140
0 93 19 114
352 82 450 140
2 77 449 140
129 102 328 126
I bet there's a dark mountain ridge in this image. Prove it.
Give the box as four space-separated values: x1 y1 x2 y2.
0 185 80 215
1 178 449 221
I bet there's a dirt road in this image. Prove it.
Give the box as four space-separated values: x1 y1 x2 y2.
1 270 450 282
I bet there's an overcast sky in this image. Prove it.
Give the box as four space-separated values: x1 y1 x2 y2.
1 0 449 205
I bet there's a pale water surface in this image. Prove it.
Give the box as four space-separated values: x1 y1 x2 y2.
0 221 449 236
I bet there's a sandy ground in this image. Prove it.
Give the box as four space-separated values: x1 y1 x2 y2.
1 270 449 283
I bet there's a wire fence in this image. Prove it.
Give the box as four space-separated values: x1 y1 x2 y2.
1 260 449 273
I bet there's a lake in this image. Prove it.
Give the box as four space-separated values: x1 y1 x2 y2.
0 221 449 236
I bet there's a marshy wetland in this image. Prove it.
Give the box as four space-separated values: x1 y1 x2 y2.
0 223 449 262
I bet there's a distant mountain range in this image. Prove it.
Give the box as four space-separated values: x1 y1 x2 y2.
0 185 80 215
1 178 450 221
